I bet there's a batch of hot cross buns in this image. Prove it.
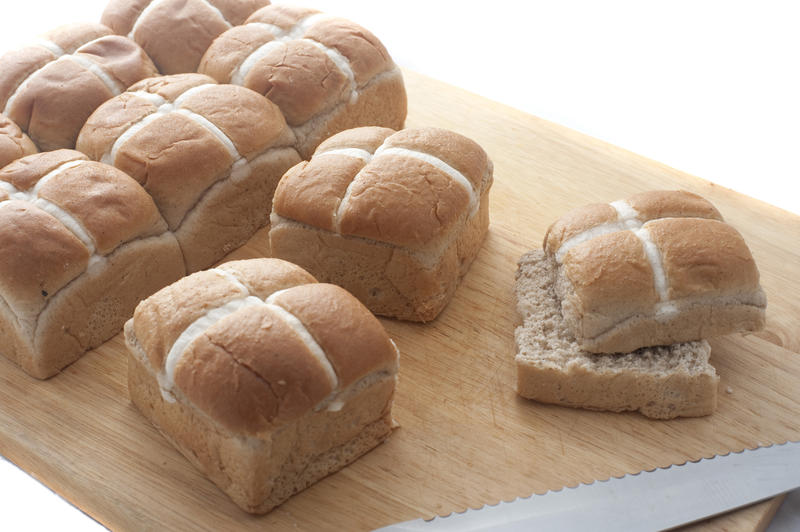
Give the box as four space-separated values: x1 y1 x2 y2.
0 0 765 514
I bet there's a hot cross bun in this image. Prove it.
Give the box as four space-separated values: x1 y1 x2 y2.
125 257 398 513
198 4 407 158
270 126 493 322
544 190 766 353
77 73 301 272
0 149 184 378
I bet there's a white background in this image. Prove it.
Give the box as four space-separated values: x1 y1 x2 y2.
0 0 797 530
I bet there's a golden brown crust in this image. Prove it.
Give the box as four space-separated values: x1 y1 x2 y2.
0 150 170 317
126 72 211 100
99 0 149 34
113 112 234 229
45 23 114 53
546 191 765 352
76 35 159 89
270 171 492 322
270 126 491 321
0 48 54 117
243 39 348 127
245 4 318 27
0 201 89 316
627 189 724 222
544 190 724 256
72 92 155 162
178 83 287 158
648 218 759 300
10 60 115 150
561 230 658 332
133 4 229 74
102 0 270 74
340 153 471 247
77 74 298 270
217 259 317 300
36 161 165 254
315 126 395 154
198 5 406 157
0 114 38 168
196 24 273 83
0 148 183 378
210 0 271 25
293 69 407 159
543 203 617 255
0 24 157 151
132 270 252 370
132 259 314 370
125 256 398 510
75 73 213 162
0 149 87 190
269 283 398 386
273 157 364 233
0 24 111 113
175 304 335 433
273 126 490 249
304 17 392 85
128 258 397 436
381 127 487 191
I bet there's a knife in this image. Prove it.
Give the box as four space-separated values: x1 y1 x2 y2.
376 440 800 531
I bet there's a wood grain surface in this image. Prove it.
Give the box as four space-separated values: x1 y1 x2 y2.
0 70 797 531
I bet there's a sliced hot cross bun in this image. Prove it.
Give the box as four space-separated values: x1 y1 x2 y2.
513 190 766 418
514 248 718 420
101 0 271 74
0 22 158 151
125 258 399 513
77 73 301 272
198 4 407 158
269 126 493 322
0 150 184 379
544 190 766 353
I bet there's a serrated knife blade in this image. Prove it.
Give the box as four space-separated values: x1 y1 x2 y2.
377 441 800 532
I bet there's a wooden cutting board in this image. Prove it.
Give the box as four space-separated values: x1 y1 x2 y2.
0 70 797 531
